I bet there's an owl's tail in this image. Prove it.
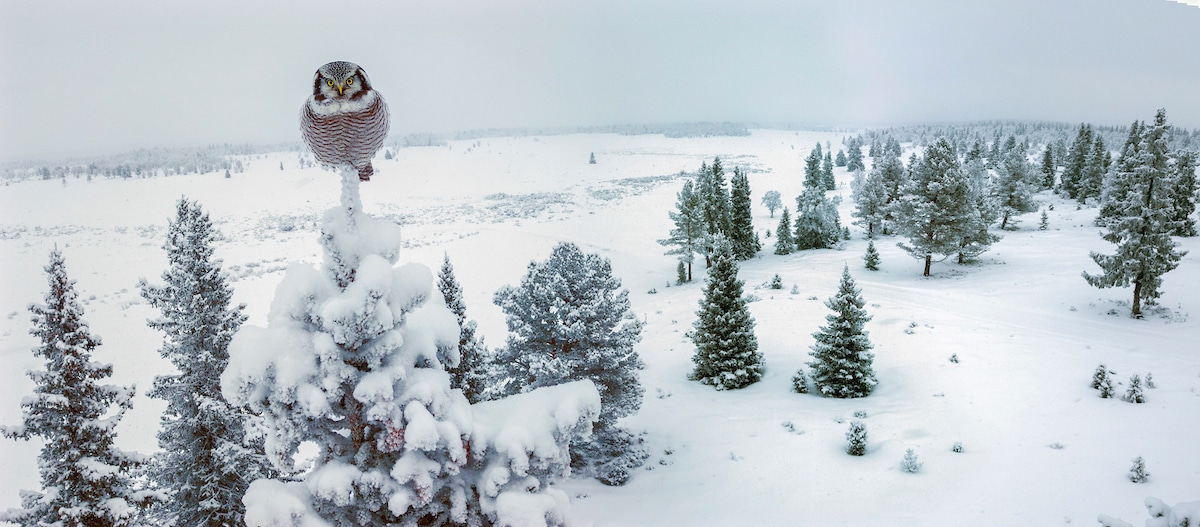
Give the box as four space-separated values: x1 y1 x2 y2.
358 163 374 182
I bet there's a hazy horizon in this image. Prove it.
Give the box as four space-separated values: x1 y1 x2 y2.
3 0 1199 162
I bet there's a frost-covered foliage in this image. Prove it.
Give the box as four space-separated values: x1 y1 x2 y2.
895 138 980 276
760 190 782 218
659 179 705 283
1100 497 1200 527
1128 456 1150 483
821 150 835 191
1125 374 1145 404
696 158 731 263
793 188 842 250
770 274 783 290
1059 124 1093 200
791 370 809 394
492 242 645 485
991 146 1038 230
774 207 795 255
690 238 763 390
863 240 880 271
437 254 489 404
846 137 865 173
1083 109 1189 318
845 421 867 456
222 174 600 526
900 449 923 473
808 266 877 398
728 166 761 260
1092 364 1110 390
804 144 825 191
138 198 274 527
1 250 154 527
852 162 889 238
1169 151 1197 237
1099 374 1116 399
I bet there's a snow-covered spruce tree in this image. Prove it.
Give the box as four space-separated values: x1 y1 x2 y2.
1091 363 1110 389
835 149 847 167
492 242 646 486
852 164 888 238
1039 210 1049 230
659 179 706 282
900 449 922 473
1083 109 1188 318
696 158 731 266
690 238 763 390
1169 150 1197 237
728 166 761 260
1079 135 1110 204
793 188 842 250
992 148 1037 230
760 190 782 218
1060 123 1094 200
222 172 601 526
790 370 809 394
875 154 908 235
822 150 835 191
138 198 273 527
808 265 877 398
864 240 880 271
1040 145 1057 190
845 421 867 456
804 144 824 191
1 250 153 527
1125 374 1145 404
1128 456 1149 483
956 157 1002 264
1097 122 1144 227
774 207 795 255
437 253 489 404
895 138 977 276
846 137 865 172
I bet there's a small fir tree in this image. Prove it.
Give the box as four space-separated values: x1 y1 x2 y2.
992 148 1037 230
1129 456 1149 483
676 261 688 285
1146 372 1156 389
864 240 881 271
437 253 489 404
774 207 795 255
728 166 761 260
1125 374 1145 403
1039 210 1049 230
901 449 923 473
791 370 809 394
690 238 763 390
1099 375 1116 399
1 250 152 527
1060 123 1094 200
589 152 597 164
835 149 847 167
138 198 273 527
1091 364 1110 389
845 421 867 456
761 190 783 218
1083 109 1188 318
822 150 836 191
770 274 783 289
808 266 877 398
659 179 707 282
1040 145 1057 189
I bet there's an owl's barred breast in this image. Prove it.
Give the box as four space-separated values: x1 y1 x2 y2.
301 91 389 174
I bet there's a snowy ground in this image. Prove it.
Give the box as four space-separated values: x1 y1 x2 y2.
1 130 1197 526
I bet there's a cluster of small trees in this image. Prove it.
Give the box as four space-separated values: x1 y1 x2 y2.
659 158 761 282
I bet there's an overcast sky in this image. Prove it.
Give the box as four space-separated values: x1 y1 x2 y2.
2 0 1198 162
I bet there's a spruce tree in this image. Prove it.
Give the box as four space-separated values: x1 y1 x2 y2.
845 421 868 456
1169 150 1197 237
728 166 761 260
659 179 706 282
1040 145 1057 189
437 253 489 404
846 137 865 172
835 150 847 167
822 150 836 191
1079 135 1109 203
804 145 824 191
774 207 795 255
992 148 1037 230
697 158 731 266
808 266 877 398
2 250 152 527
493 242 646 484
690 238 763 390
852 163 889 238
1125 374 1145 403
793 188 842 250
1060 123 1094 199
875 154 908 235
1083 109 1188 318
1098 122 1144 227
138 198 272 527
864 240 881 270
895 138 978 276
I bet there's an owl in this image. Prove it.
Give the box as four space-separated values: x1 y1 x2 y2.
301 61 390 181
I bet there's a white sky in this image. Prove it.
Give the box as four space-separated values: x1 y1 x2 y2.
1 0 1198 162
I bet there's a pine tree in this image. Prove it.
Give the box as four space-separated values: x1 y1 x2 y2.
1060 123 1094 199
876 154 908 235
774 207 795 255
138 198 272 527
864 240 881 271
1079 135 1109 203
895 138 978 276
760 189 783 218
659 179 706 282
1098 122 1145 227
957 157 1002 264
589 152 597 164
808 266 877 398
437 253 489 404
1128 457 1149 483
493 242 646 485
690 238 763 390
791 370 809 393
1125 374 1145 403
845 421 867 456
835 150 847 167
1091 363 1109 389
993 148 1037 230
852 162 889 238
900 449 923 473
804 145 825 191
697 158 731 266
1 250 152 527
822 150 836 191
1039 209 1049 230
1040 145 1057 189
1083 109 1188 318
846 137 865 172
223 174 599 526
728 166 761 260
676 261 688 285
794 188 842 250
1169 150 1197 237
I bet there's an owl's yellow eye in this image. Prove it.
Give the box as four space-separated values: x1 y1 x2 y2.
346 78 353 85
327 79 335 87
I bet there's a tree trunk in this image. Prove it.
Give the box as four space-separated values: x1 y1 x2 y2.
923 255 932 276
1000 211 1009 230
687 261 693 282
1132 279 1143 319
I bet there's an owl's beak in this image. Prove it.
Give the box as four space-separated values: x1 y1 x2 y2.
337 83 344 96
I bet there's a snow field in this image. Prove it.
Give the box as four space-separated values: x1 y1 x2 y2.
1 130 1197 525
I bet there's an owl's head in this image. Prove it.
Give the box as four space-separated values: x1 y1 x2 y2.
312 61 372 101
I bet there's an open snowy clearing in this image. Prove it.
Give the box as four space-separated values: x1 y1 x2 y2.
1 130 1197 526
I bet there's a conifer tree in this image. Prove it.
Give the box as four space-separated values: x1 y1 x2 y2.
957 157 1002 264
992 148 1037 230
804 145 824 191
1083 109 1188 318
864 240 881 270
1098 122 1144 227
835 150 847 167
1060 123 1094 199
846 137 865 172
808 265 877 398
760 190 783 218
728 166 761 260
845 421 867 456
659 179 706 282
1169 151 1197 237
774 207 795 255
437 253 489 404
793 188 842 250
2 250 153 527
895 138 978 276
697 158 731 266
1079 135 1109 203
493 242 646 484
1040 145 1057 189
852 164 889 238
822 150 836 191
690 238 763 390
138 198 272 527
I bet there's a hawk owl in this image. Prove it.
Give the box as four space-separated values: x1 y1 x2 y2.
301 61 390 182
